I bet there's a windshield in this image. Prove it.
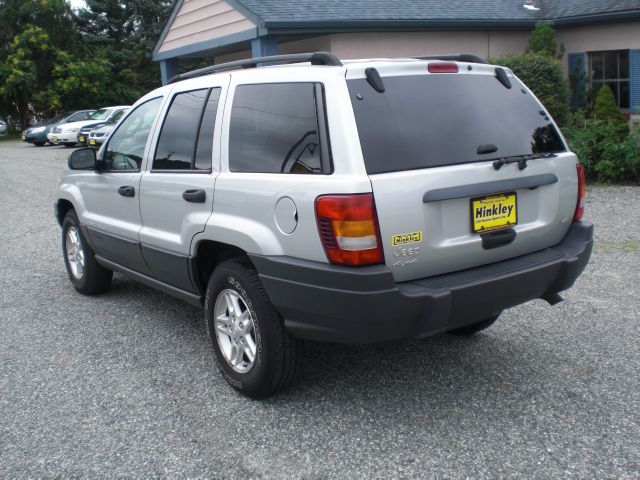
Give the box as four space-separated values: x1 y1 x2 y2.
47 112 72 124
67 111 90 122
347 73 566 174
89 109 112 120
109 109 128 123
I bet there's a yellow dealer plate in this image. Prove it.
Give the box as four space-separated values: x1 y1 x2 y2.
89 139 96 145
21 135 26 140
471 192 517 233
78 136 85 142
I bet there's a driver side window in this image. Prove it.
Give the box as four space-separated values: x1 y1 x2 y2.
104 97 162 171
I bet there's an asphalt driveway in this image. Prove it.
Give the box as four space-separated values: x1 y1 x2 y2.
0 140 638 478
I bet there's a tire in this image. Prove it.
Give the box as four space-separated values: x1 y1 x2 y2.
34 142 45 146
448 313 501 336
205 259 300 398
62 210 113 295
63 142 76 148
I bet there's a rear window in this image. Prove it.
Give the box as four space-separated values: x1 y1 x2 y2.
348 73 566 174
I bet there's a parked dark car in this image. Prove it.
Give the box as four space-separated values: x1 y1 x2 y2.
22 110 95 146
77 108 129 146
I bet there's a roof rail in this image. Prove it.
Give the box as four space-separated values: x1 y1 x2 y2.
415 54 488 64
168 52 342 84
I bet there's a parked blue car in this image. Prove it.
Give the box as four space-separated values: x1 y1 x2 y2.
22 110 95 146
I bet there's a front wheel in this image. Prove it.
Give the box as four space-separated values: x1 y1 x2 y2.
448 313 501 336
62 210 113 295
63 142 76 148
33 141 45 146
205 259 300 398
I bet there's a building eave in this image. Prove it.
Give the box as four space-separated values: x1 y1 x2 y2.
153 27 258 61
547 10 640 27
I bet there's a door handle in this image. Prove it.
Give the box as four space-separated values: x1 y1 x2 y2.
481 228 516 250
118 186 135 197
183 189 206 203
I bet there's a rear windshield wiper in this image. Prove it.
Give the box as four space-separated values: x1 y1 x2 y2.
493 152 557 171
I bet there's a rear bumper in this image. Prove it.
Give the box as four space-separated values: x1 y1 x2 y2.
250 221 594 344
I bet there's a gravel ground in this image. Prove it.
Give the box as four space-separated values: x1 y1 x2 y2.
0 140 639 478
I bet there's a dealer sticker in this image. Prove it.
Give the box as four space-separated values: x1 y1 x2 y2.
391 231 423 246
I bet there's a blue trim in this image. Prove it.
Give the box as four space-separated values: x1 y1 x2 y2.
568 52 586 109
631 49 640 114
153 0 185 57
251 36 278 57
549 10 640 27
265 18 538 32
153 28 258 62
160 59 179 86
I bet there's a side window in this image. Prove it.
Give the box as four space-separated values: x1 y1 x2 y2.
110 109 128 124
229 83 323 174
194 89 221 170
104 97 162 171
153 88 220 171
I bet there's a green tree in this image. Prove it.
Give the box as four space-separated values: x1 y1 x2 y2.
493 53 571 126
76 0 173 99
46 50 114 111
526 21 565 59
0 25 56 129
592 84 628 127
0 0 77 55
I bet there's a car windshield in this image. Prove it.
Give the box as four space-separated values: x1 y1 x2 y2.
67 111 91 122
109 109 128 123
347 73 566 174
89 109 112 120
47 112 72 124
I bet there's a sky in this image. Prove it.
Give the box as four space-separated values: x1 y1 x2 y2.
69 0 86 10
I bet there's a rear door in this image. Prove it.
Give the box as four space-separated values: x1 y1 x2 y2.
347 63 579 282
138 77 227 292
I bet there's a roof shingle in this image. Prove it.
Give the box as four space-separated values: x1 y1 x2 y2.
234 0 640 25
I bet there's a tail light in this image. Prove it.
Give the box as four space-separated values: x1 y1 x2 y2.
315 193 384 266
428 62 459 73
574 164 586 222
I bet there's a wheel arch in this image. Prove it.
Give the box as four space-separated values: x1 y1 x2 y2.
55 198 76 226
191 240 254 296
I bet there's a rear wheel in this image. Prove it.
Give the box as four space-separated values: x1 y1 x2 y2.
62 210 112 295
205 259 300 398
63 142 76 148
448 313 501 336
33 141 45 146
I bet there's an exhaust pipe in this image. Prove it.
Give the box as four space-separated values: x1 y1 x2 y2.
541 293 564 305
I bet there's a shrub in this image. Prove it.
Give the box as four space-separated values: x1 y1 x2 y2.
526 21 565 59
493 53 571 126
563 112 640 182
592 84 628 130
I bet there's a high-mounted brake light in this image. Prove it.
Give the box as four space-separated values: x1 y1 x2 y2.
315 194 384 266
574 164 586 222
428 62 459 74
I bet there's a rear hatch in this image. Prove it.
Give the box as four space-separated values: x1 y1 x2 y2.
347 61 579 282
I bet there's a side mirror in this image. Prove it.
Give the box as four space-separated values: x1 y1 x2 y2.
68 148 97 170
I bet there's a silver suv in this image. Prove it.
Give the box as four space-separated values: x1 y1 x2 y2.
56 53 593 398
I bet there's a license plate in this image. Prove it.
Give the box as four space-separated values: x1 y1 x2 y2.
471 192 517 233
79 136 85 142
52 136 58 142
89 139 96 145
21 135 26 140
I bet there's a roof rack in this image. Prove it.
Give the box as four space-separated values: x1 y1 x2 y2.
168 52 342 84
415 54 488 64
